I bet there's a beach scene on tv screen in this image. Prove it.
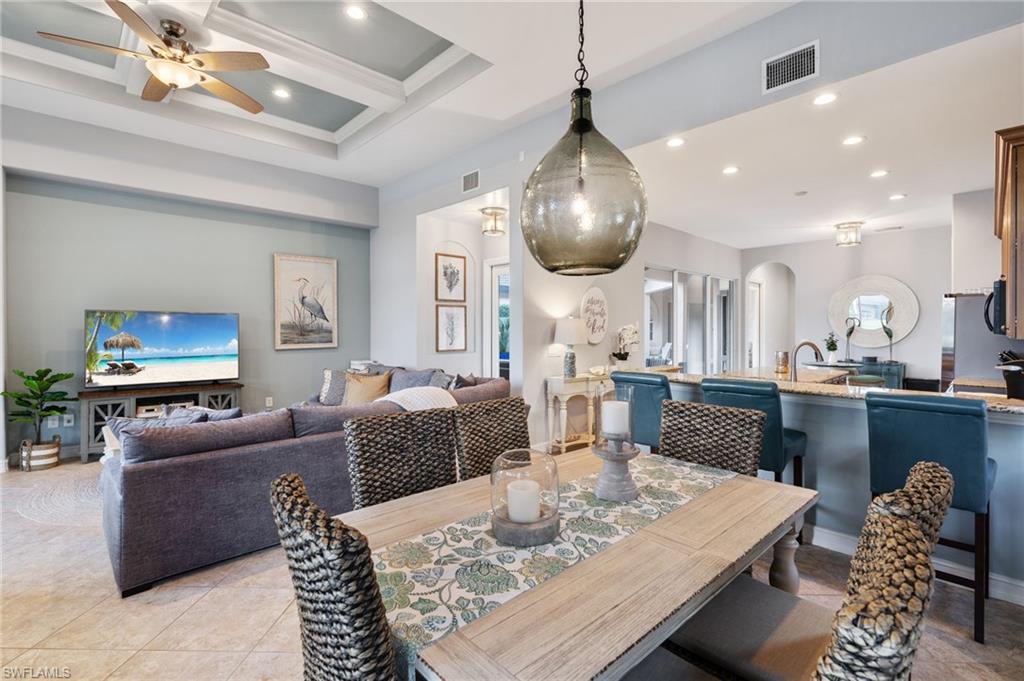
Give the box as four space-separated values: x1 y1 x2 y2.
85 311 239 387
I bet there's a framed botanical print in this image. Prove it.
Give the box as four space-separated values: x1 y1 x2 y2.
274 253 338 350
435 253 467 302
436 305 467 352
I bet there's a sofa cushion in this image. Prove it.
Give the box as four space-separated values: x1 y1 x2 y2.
390 368 439 392
290 401 403 437
367 363 404 376
343 371 392 406
318 369 348 406
121 409 294 463
106 412 208 440
169 405 243 422
430 371 455 389
451 377 510 404
454 373 479 389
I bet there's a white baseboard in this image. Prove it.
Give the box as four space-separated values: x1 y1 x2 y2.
805 523 1024 606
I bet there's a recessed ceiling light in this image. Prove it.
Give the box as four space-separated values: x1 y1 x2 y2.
344 5 368 20
272 87 290 99
666 137 685 148
722 165 740 175
889 193 907 201
842 135 866 146
870 169 889 178
813 93 837 106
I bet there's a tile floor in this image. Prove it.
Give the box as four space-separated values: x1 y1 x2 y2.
2 460 1022 680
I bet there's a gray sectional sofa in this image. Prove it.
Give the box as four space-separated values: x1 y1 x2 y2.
101 377 510 596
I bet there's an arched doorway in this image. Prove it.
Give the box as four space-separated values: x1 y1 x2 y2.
745 262 796 369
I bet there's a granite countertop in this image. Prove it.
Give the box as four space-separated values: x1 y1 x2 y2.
951 376 1007 391
647 369 1024 416
716 366 849 384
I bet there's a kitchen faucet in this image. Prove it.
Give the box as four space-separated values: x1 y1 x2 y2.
790 341 824 381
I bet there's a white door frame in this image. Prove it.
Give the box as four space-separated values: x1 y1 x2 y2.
482 257 510 378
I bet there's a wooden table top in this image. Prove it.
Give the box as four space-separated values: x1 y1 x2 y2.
337 448 819 681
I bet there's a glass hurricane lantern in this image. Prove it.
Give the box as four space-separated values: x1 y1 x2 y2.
490 449 560 547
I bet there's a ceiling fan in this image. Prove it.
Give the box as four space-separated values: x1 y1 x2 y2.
38 0 270 113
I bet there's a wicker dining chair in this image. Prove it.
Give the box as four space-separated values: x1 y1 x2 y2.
270 473 397 681
624 461 954 681
344 407 459 509
658 400 766 476
453 396 531 480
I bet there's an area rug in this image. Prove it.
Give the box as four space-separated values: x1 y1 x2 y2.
15 474 103 528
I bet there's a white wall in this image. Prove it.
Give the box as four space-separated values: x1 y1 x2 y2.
952 189 1000 292
1 169 6 462
747 262 796 367
741 226 952 379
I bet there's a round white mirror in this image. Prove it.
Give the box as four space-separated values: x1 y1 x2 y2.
828 275 918 349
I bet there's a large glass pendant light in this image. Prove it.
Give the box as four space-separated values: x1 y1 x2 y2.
520 0 647 276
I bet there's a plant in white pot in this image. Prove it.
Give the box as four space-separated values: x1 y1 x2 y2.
611 324 640 368
823 332 839 365
3 369 77 471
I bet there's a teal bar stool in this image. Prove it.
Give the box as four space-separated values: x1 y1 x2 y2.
865 393 996 643
699 378 805 487
609 371 671 452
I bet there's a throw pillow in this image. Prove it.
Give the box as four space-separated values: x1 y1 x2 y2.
342 371 392 406
390 368 439 392
429 370 455 390
105 412 208 440
453 374 479 389
367 363 404 376
319 369 348 406
169 405 243 421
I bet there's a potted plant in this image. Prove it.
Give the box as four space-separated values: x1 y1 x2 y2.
611 324 640 368
823 332 839 365
2 369 77 471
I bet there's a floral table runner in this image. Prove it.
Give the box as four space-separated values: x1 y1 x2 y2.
372 453 735 677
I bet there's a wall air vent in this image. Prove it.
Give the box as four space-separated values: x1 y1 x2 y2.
462 169 480 193
762 40 819 94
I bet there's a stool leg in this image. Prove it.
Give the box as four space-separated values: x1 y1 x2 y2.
793 455 804 488
774 470 783 483
984 506 991 598
974 510 987 644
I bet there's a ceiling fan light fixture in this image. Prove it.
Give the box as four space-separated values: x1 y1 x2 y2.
146 58 201 89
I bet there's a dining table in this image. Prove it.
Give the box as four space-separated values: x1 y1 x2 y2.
337 447 819 681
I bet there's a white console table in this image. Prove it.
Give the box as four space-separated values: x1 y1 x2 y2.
545 374 615 455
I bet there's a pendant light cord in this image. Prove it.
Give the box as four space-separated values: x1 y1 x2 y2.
574 0 588 89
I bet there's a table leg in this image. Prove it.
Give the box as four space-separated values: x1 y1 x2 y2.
546 395 556 454
559 399 569 455
769 524 800 594
586 392 595 445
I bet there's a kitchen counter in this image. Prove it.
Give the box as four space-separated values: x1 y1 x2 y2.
645 369 1024 416
651 368 1023 599
715 366 848 384
951 376 1007 391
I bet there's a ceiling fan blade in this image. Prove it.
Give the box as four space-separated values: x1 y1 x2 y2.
141 75 171 102
189 51 269 72
105 0 165 52
37 32 152 61
197 74 263 114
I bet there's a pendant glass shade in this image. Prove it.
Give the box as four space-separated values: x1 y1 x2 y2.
480 206 507 237
521 89 647 275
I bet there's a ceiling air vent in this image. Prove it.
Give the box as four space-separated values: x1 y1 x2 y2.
462 169 480 193
762 40 819 94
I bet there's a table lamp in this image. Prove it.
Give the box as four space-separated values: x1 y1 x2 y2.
554 317 587 378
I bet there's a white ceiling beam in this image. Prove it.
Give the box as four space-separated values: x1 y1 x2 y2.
202 7 405 111
0 38 121 84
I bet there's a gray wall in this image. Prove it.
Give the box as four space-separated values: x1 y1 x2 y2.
4 176 370 451
741 226 952 379
952 188 1000 292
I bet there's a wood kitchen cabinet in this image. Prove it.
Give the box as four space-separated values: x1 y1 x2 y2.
996 125 1024 339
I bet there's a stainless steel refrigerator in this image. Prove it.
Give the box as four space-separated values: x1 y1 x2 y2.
941 293 1024 391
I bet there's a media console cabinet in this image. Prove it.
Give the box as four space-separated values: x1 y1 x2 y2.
77 382 243 462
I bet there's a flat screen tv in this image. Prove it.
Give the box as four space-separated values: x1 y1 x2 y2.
84 310 239 388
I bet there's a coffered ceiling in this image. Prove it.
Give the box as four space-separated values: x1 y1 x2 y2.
0 1 790 186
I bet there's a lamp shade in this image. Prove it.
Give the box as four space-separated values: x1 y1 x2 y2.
554 317 587 346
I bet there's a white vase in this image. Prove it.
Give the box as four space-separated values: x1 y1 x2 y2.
614 359 628 369
827 351 837 365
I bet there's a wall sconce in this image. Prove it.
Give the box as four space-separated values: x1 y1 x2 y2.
834 221 863 247
480 206 507 237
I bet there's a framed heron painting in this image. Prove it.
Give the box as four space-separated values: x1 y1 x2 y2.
274 253 338 350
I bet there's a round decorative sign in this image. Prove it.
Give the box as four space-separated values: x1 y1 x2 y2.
579 287 609 344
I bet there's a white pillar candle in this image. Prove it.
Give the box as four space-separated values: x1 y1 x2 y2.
506 479 541 523
602 400 630 436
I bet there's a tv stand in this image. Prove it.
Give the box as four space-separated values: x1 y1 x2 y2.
78 382 243 462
